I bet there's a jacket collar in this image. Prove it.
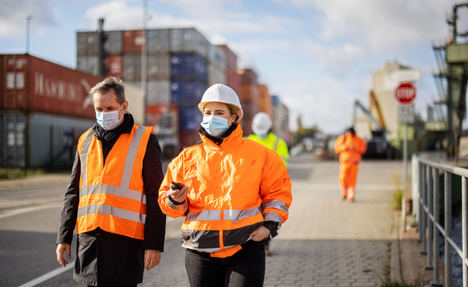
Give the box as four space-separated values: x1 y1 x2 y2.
200 123 243 148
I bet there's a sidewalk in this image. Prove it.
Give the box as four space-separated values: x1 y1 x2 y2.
0 173 70 190
142 156 402 287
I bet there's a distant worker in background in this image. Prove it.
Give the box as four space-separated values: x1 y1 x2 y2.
248 112 289 166
248 112 289 255
334 127 367 202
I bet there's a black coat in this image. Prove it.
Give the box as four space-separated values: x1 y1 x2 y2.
57 114 166 286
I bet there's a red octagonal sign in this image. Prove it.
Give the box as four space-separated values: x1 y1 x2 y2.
395 82 416 104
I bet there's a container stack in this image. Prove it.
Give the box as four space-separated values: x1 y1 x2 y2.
238 69 261 135
218 44 240 93
0 54 104 168
76 27 231 148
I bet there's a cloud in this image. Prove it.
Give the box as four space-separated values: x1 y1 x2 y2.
0 0 55 37
273 77 365 133
283 0 458 52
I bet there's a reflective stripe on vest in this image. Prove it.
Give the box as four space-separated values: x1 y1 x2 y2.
262 199 289 214
185 207 261 222
77 126 149 237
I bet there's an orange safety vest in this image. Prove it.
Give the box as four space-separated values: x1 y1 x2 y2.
76 125 153 240
334 133 367 163
158 124 292 257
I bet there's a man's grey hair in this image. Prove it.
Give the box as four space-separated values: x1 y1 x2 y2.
90 77 126 104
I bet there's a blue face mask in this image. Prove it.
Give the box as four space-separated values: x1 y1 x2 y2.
201 115 229 137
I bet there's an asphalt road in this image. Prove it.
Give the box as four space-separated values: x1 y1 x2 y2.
0 154 403 286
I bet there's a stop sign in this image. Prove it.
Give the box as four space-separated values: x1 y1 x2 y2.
395 83 416 104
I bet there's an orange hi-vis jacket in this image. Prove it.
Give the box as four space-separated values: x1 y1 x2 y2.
158 124 292 257
76 125 153 240
334 133 367 163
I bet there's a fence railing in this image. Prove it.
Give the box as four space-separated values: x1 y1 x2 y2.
413 155 468 287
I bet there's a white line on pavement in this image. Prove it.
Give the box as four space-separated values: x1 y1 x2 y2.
0 203 62 219
18 264 74 287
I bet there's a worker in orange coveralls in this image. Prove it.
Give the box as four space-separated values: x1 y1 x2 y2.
334 127 367 201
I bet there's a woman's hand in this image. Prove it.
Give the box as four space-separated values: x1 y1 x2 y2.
250 226 270 241
169 185 189 203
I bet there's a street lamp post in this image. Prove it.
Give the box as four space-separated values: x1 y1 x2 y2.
26 15 32 54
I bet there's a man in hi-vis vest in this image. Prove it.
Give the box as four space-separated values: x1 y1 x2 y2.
248 112 289 256
56 77 166 286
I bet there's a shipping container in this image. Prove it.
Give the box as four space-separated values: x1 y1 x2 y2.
104 30 123 54
0 112 26 168
238 83 260 102
148 54 170 80
258 84 272 117
1 54 103 119
123 53 142 82
146 104 179 159
225 69 240 93
123 30 144 54
77 31 122 56
208 65 226 86
170 28 209 58
240 101 260 136
28 112 94 168
171 53 207 82
171 81 205 106
146 104 178 133
238 69 258 86
77 56 99 76
148 29 170 54
124 82 144 125
179 129 200 148
178 106 202 131
105 54 123 78
218 44 237 71
77 31 98 56
148 80 171 105
0 111 94 168
208 44 226 71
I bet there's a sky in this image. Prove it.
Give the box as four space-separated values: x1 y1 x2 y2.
0 0 465 133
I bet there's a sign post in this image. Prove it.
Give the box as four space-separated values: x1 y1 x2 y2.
395 82 416 188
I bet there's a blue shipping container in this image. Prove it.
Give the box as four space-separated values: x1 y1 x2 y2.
179 107 202 131
171 81 206 106
171 53 207 82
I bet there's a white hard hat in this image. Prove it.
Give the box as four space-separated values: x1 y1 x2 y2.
252 112 272 135
198 84 243 121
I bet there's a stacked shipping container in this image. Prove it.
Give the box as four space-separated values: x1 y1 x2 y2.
238 69 261 135
218 44 239 93
0 54 104 168
77 27 230 147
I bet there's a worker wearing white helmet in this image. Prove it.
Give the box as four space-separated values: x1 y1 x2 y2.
249 112 289 167
248 112 290 257
158 84 292 286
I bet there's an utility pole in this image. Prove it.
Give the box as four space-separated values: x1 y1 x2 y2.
141 0 149 125
26 15 32 54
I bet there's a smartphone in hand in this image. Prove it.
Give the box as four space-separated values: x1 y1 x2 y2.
170 182 184 190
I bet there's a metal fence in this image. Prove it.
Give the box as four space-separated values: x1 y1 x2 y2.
414 156 467 287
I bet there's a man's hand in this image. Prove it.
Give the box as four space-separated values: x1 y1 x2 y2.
56 243 71 267
144 249 161 270
250 226 270 242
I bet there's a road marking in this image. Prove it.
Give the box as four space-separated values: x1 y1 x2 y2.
18 264 74 287
0 203 62 219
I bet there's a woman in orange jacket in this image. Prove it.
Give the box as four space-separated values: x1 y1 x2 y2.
158 84 292 287
334 127 367 201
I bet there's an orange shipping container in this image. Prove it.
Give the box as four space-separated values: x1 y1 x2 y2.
123 30 144 54
146 104 178 132
258 84 272 117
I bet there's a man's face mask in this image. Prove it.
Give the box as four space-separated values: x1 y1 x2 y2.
201 115 229 137
96 109 121 130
